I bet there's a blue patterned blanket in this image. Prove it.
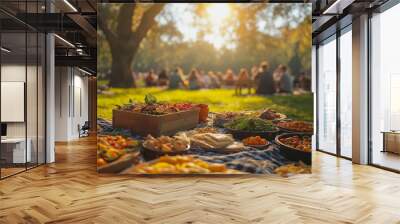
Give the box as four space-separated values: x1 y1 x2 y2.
97 118 294 174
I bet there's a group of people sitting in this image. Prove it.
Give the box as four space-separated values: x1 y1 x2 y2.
141 61 310 95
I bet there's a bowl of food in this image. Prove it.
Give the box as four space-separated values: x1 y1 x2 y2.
178 127 219 137
224 116 280 140
275 133 311 165
242 136 270 149
97 135 141 173
141 134 190 161
123 155 244 174
258 109 287 121
275 120 313 134
213 112 243 128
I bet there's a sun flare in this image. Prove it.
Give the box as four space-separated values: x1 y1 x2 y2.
206 4 231 49
206 3 231 22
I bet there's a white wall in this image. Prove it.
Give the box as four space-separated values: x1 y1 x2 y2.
1 63 46 164
1 65 26 139
55 67 89 141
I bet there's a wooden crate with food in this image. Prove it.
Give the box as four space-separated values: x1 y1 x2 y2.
112 94 201 137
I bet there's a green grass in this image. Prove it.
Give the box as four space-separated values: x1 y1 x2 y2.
98 88 313 121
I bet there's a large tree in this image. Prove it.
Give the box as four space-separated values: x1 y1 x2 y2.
98 4 165 87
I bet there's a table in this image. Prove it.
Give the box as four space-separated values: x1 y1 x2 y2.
1 138 31 164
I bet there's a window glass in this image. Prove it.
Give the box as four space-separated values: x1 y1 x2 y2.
371 3 400 171
317 36 337 154
339 29 352 158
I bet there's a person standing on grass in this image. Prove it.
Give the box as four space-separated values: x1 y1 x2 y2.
256 61 275 95
279 65 293 94
168 67 185 89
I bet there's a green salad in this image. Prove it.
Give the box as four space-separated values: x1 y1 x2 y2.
224 116 277 132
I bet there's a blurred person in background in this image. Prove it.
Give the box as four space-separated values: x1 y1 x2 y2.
168 67 186 89
224 69 236 87
279 65 293 94
273 64 284 93
202 70 212 88
145 69 157 87
157 69 169 86
250 65 260 94
188 69 203 90
216 71 224 85
208 71 221 89
256 61 275 95
235 68 251 95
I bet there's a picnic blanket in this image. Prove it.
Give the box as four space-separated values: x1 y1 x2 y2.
97 118 294 174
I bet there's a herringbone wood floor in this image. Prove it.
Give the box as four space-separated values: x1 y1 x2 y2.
1 137 400 224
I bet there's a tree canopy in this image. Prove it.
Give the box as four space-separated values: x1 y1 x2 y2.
98 3 311 82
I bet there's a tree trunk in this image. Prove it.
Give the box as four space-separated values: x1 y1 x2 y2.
109 45 136 88
98 4 165 88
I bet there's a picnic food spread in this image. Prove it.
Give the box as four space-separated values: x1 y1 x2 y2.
100 100 312 176
242 136 268 146
117 95 197 116
97 135 140 166
127 155 241 174
276 120 313 133
278 135 311 152
143 135 190 152
259 109 286 120
274 162 311 177
213 112 242 127
179 127 218 136
224 117 277 132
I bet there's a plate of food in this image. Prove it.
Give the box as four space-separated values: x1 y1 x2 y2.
242 136 270 149
97 135 141 173
122 155 244 174
178 127 219 137
213 112 243 128
224 116 280 140
141 134 190 161
275 133 311 165
275 120 313 134
258 109 287 121
189 133 247 153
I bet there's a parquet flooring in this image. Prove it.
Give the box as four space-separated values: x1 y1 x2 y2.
1 137 400 224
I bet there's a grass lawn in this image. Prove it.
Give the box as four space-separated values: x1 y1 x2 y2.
98 87 314 121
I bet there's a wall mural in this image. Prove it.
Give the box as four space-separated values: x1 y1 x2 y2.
97 3 313 176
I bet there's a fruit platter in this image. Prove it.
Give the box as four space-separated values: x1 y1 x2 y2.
97 135 141 173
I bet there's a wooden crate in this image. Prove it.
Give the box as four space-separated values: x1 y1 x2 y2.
112 108 200 137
